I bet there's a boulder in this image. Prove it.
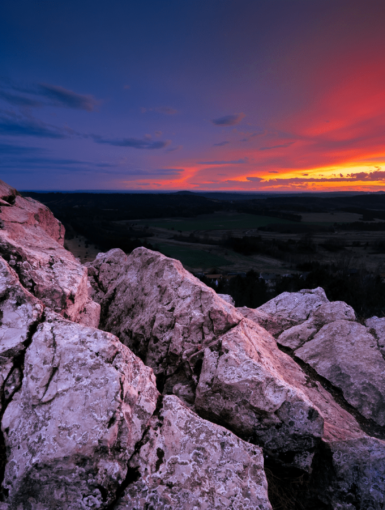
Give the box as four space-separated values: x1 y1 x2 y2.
114 395 272 510
0 179 99 327
218 293 235 306
277 300 356 350
2 311 159 508
237 307 284 337
195 318 327 471
255 287 329 334
296 320 385 426
87 247 243 394
366 316 385 358
0 256 43 413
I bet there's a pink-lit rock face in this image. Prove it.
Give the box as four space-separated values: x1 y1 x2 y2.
88 247 243 395
296 320 385 426
114 395 272 510
0 179 100 327
2 311 159 509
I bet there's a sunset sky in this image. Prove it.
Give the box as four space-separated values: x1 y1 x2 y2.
1 0 385 192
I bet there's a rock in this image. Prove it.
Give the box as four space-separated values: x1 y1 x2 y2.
0 179 99 327
366 316 385 358
278 301 356 350
88 247 243 393
0 256 43 412
256 287 329 334
237 307 288 337
218 293 235 306
296 320 385 426
310 437 385 510
86 248 129 304
195 318 325 471
114 395 272 510
2 311 159 508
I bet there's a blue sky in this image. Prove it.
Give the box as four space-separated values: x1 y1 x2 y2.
2 0 385 191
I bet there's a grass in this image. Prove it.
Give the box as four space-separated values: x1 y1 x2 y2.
154 242 233 268
140 212 295 232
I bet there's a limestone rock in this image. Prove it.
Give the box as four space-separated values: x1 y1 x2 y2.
0 256 43 412
256 287 328 334
195 318 326 471
86 248 129 304
2 311 159 508
114 395 272 510
88 247 243 393
296 320 385 426
237 307 285 337
312 437 385 510
0 179 99 327
218 293 235 306
366 316 385 358
278 300 356 350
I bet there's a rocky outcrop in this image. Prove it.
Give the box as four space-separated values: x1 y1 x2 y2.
0 179 99 327
115 395 272 510
87 248 373 475
0 180 384 509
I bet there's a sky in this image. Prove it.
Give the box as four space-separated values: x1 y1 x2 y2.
1 0 385 192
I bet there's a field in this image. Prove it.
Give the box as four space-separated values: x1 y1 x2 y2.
153 242 232 269
138 212 295 232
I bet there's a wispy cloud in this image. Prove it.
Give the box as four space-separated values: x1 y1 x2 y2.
38 83 100 111
198 157 249 165
0 110 68 138
211 113 245 126
0 91 43 107
0 78 100 111
259 142 294 151
213 141 230 146
92 134 171 149
141 106 178 115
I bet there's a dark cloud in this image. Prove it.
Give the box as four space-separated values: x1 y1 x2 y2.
213 141 230 146
250 169 385 187
141 106 178 115
92 135 171 149
0 79 100 111
38 83 100 111
198 157 248 165
246 176 263 182
0 142 42 155
0 111 67 138
211 113 245 126
0 91 43 107
259 142 294 151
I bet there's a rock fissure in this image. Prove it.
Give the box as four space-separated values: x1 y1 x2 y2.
0 312 43 501
106 395 164 510
278 344 385 440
